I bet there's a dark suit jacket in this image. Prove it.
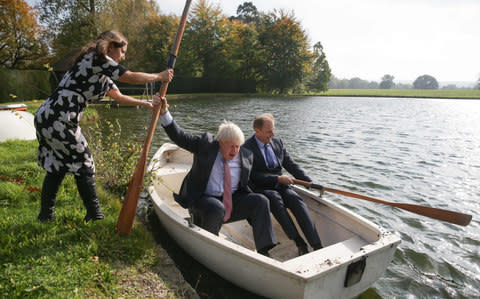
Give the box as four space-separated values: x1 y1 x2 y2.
163 120 254 208
243 135 311 190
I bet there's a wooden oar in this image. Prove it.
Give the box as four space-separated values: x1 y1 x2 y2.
292 178 472 226
115 0 192 236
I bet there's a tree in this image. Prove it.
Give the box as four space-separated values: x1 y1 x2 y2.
102 0 159 71
0 0 48 69
306 41 331 92
183 0 233 77
413 74 439 89
234 2 259 24
139 14 179 73
257 9 311 93
227 21 263 80
379 74 395 89
39 0 99 58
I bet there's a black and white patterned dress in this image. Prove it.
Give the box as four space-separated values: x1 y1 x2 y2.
34 53 127 176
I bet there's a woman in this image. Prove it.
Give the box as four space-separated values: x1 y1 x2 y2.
34 30 173 222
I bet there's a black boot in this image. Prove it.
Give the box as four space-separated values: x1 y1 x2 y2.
75 174 104 222
38 171 65 222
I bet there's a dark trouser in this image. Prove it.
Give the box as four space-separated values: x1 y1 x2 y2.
38 171 103 221
263 186 322 248
191 191 277 250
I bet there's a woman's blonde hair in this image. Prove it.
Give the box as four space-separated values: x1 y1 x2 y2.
74 30 128 63
216 120 245 144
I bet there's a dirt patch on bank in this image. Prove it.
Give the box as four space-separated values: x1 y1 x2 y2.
115 245 199 299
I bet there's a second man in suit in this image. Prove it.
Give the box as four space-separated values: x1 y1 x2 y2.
244 113 323 255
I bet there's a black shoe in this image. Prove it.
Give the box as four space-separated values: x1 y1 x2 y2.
83 211 105 223
258 248 270 257
258 244 276 257
38 213 55 223
295 237 309 256
297 243 309 256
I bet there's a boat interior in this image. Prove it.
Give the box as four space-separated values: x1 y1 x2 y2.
149 145 384 263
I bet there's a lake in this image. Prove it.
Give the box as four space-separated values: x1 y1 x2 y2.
93 96 480 298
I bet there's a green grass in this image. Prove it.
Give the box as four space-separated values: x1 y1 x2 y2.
0 140 171 298
308 89 480 99
3 89 479 109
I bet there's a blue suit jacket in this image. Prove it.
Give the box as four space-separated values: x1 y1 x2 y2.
243 135 311 191
163 120 254 208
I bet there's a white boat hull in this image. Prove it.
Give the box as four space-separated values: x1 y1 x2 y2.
147 143 401 298
0 110 36 142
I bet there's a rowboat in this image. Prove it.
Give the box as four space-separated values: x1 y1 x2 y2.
147 143 401 298
0 103 27 111
0 110 36 142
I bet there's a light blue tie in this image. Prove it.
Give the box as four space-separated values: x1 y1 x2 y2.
264 144 276 169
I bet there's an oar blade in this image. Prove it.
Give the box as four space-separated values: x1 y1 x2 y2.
115 156 147 235
397 203 472 226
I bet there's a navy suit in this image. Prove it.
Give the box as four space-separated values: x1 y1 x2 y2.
244 135 322 248
163 120 276 250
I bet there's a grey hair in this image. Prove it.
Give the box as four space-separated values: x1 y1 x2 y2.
216 120 245 144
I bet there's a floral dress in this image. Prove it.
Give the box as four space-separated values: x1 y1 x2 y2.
34 53 127 176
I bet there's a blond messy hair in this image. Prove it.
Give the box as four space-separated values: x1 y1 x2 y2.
216 120 245 144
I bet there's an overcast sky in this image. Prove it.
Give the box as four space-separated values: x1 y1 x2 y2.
156 0 480 85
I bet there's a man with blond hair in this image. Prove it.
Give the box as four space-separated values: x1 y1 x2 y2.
244 113 323 256
154 95 277 256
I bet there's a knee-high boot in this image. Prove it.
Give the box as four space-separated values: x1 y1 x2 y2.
75 174 104 222
38 171 66 222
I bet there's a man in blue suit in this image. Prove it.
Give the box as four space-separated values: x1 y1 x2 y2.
243 113 323 255
155 96 277 256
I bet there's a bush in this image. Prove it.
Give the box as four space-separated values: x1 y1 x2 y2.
0 68 52 102
83 119 142 196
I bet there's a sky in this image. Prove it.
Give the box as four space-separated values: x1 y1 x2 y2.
155 0 480 85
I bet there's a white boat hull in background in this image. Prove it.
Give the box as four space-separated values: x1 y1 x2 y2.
0 110 36 142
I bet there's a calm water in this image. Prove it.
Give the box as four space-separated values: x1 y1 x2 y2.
94 96 480 298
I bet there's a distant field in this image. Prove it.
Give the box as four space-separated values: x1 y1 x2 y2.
311 89 480 99
3 89 480 106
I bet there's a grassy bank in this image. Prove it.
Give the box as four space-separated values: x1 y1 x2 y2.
309 88 480 99
0 140 195 298
4 88 480 110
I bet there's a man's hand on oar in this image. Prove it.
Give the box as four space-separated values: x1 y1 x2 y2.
292 178 472 226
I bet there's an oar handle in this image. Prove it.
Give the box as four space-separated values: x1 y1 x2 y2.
292 178 322 190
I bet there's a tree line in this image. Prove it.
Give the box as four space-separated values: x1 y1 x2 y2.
1 0 478 92
1 0 331 93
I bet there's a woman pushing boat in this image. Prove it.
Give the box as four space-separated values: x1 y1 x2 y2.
34 30 173 222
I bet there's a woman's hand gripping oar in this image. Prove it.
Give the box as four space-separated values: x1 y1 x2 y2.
292 178 472 226
115 0 192 236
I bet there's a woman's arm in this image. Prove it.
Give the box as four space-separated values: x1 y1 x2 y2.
106 89 154 110
118 69 173 84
